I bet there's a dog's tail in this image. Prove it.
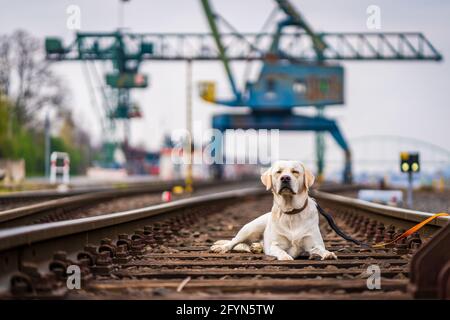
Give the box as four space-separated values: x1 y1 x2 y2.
315 202 370 248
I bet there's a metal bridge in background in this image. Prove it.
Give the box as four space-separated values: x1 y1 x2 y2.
301 135 450 179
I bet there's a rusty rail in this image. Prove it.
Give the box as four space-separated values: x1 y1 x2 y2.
311 190 449 228
0 178 258 228
312 190 450 298
0 186 447 299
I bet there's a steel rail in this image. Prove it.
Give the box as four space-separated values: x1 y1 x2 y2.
0 178 256 227
0 180 187 201
311 190 450 228
0 187 265 252
1 187 448 253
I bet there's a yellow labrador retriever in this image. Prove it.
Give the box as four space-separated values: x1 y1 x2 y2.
211 160 337 260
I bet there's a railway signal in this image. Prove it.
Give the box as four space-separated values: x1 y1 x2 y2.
400 152 420 173
400 152 420 207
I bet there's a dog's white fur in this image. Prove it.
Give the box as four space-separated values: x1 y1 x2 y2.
210 160 337 261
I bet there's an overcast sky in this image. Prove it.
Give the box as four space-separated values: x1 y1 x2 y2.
1 0 449 172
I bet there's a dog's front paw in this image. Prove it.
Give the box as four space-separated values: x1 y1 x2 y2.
277 253 294 261
321 251 338 260
308 253 322 260
210 240 232 253
210 244 231 253
250 242 264 254
233 243 251 253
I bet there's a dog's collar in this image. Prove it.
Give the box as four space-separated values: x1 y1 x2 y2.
281 198 309 215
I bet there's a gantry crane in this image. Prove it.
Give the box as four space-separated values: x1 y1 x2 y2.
45 0 441 179
198 0 442 182
46 31 152 136
46 31 153 166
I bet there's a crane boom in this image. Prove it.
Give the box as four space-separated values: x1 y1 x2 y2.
273 0 327 59
46 32 442 62
199 0 241 102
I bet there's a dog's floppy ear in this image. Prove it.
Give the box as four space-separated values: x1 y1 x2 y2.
302 165 315 190
260 168 272 191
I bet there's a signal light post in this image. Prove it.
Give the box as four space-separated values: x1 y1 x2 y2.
400 152 420 208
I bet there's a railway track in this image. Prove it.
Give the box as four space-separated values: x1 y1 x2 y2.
0 180 357 210
0 180 188 211
0 185 448 299
0 178 258 228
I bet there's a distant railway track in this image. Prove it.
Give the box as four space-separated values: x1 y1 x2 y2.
0 184 447 299
0 180 358 208
0 178 258 228
0 180 190 211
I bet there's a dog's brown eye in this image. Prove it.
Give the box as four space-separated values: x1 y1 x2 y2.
276 170 282 174
292 170 300 175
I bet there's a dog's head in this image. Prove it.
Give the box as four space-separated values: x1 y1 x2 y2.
260 160 315 195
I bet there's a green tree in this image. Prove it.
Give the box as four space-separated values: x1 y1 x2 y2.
0 29 94 177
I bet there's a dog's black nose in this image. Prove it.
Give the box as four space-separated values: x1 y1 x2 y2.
280 175 291 183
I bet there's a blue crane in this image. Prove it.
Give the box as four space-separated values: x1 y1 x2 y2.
198 0 442 183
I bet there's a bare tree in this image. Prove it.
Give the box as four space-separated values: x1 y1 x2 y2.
0 35 11 96
0 30 68 126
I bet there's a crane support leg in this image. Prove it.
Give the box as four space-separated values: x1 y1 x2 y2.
315 106 325 182
328 123 352 184
212 112 352 183
316 132 325 182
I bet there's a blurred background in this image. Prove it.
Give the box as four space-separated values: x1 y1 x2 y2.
0 0 449 190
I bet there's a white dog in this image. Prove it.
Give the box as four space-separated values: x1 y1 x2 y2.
211 160 337 261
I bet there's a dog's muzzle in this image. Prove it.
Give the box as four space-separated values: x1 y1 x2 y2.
279 176 295 194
